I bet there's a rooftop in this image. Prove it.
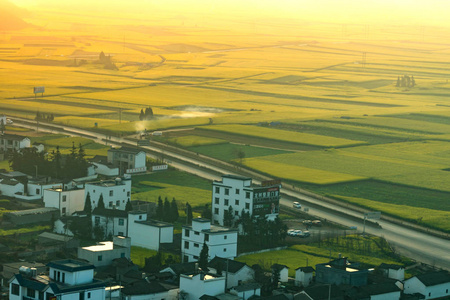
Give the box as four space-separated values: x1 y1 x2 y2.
135 219 173 228
415 271 450 286
8 207 59 216
47 259 95 272
81 241 126 252
209 257 249 274
108 146 144 155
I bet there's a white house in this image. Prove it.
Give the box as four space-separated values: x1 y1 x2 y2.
32 142 45 153
0 133 30 152
77 236 131 267
90 155 119 177
378 263 405 281
9 259 106 300
85 177 131 211
128 214 173 251
121 279 178 300
272 264 289 283
0 171 62 201
230 282 261 300
107 147 147 175
44 187 85 216
208 257 255 289
295 266 314 287
92 208 133 237
179 272 225 300
404 271 450 299
182 218 238 263
211 175 281 226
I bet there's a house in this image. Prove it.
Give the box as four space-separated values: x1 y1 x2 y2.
272 264 289 283
37 232 79 249
44 186 85 216
179 271 225 300
107 147 147 175
0 133 30 153
128 216 173 251
92 207 132 237
294 284 345 300
160 262 199 280
32 142 45 153
4 207 60 225
85 177 131 211
121 279 178 300
211 175 281 226
378 263 405 281
9 259 106 300
208 257 255 289
403 271 450 299
90 155 119 177
347 282 401 300
229 282 261 299
295 266 314 287
77 236 131 267
315 257 368 287
182 218 238 262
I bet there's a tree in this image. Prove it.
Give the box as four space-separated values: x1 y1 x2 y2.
186 202 193 225
97 194 105 209
144 251 162 273
198 242 209 271
235 148 246 164
171 198 179 222
163 197 171 222
201 203 212 220
139 109 144 121
125 199 133 212
0 119 4 134
93 225 104 241
84 192 92 214
223 206 234 227
271 267 280 290
144 107 153 120
156 196 164 221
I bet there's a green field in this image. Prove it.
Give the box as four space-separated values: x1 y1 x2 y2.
188 143 291 161
168 135 227 147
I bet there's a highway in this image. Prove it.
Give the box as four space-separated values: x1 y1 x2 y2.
10 117 450 270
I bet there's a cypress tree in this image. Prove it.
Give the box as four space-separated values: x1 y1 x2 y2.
171 198 179 222
125 199 133 212
186 202 193 225
163 197 171 222
156 196 164 221
84 192 92 214
97 193 105 209
198 242 209 271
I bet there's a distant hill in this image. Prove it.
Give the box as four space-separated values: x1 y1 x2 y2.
0 0 29 30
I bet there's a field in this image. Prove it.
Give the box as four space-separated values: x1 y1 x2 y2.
2 3 450 231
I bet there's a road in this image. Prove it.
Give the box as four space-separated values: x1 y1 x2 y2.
10 117 450 270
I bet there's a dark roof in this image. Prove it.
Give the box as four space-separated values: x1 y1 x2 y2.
13 274 47 292
271 264 289 271
192 218 211 223
222 174 252 181
112 257 135 268
0 133 29 141
48 279 105 294
108 147 144 154
415 271 450 286
90 155 108 163
209 257 249 274
0 178 20 186
296 266 315 273
378 263 403 270
92 207 128 218
47 259 94 272
200 295 220 300
232 282 261 292
353 282 401 297
121 280 167 296
135 219 173 228
128 210 147 215
255 295 290 300
165 262 198 276
302 284 345 300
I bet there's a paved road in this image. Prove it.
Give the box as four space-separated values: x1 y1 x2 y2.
11 118 450 270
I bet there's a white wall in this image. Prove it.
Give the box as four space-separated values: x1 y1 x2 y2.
85 179 131 211
0 181 23 197
279 268 289 283
44 188 85 216
128 220 173 251
295 270 313 287
227 266 254 289
180 273 225 300
371 291 401 300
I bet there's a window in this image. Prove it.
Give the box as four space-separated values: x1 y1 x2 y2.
194 231 199 235
118 231 124 236
205 234 209 242
62 195 67 202
214 208 219 215
245 203 250 209
110 190 113 196
87 292 91 299
36 188 40 194
224 235 227 240
224 199 229 206
62 273 65 283
185 229 190 237
139 215 142 220
235 211 239 216
235 200 239 205
39 291 44 300
215 187 220 193
27 288 35 297
11 283 19 295
116 200 120 206
93 189 96 193
246 192 250 199
127 191 130 197
194 243 199 248
109 201 113 207
215 197 219 204
53 270 57 280
62 207 66 215
235 189 240 194
121 253 125 258
184 241 189 249
225 188 229 196
193 256 199 259
223 248 227 252
98 255 103 261
119 219 124 226
79 292 85 300
57 271 60 282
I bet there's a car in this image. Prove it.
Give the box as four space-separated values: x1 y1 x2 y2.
293 202 302 209
293 230 303 236
287 229 296 236
312 220 322 226
298 231 310 238
302 220 312 226
6 119 12 124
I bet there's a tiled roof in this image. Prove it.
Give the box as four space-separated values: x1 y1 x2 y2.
416 271 450 286
121 280 167 296
209 257 249 274
295 266 314 273
47 259 94 272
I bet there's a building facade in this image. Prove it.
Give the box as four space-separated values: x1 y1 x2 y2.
107 147 147 175
0 133 30 153
182 218 238 263
211 175 281 226
77 236 131 267
44 187 85 216
85 177 131 211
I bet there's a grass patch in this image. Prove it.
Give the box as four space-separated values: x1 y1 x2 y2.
0 225 50 236
132 170 212 191
131 246 157 267
168 135 227 147
188 143 291 161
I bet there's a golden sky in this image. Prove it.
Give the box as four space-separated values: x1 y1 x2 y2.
9 0 450 27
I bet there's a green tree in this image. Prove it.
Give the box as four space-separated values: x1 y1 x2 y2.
163 197 171 222
84 192 92 214
223 206 234 227
201 203 212 220
97 194 105 209
139 109 144 121
198 242 209 271
171 198 179 222
125 199 133 212
0 119 4 134
186 202 193 225
156 196 164 221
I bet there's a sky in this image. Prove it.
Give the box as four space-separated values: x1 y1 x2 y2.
8 0 450 27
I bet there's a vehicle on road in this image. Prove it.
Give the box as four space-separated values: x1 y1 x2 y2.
6 119 12 124
312 220 322 226
287 229 296 236
297 231 310 238
302 220 312 226
293 202 302 209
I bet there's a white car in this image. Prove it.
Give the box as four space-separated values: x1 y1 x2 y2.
293 202 302 209
287 229 296 236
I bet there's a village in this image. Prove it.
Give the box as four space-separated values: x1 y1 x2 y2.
0 124 449 300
